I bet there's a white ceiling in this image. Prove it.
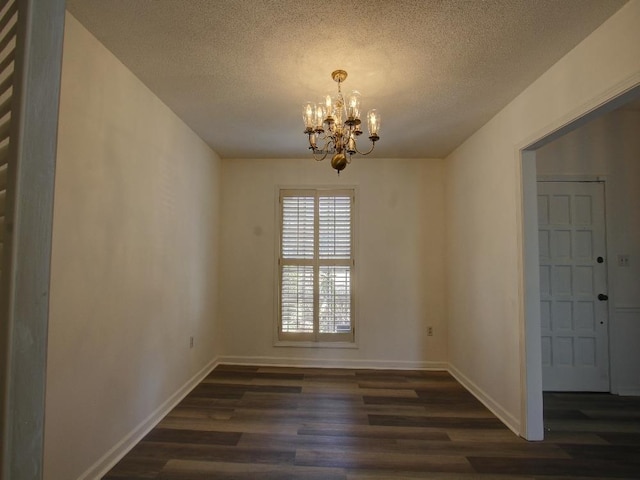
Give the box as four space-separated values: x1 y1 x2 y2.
65 0 628 159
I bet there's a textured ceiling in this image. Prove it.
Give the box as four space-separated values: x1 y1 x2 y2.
65 0 628 159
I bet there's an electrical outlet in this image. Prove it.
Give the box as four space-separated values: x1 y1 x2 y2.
618 254 630 267
190 336 194 348
427 326 434 336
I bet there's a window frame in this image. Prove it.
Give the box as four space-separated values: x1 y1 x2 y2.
275 187 357 345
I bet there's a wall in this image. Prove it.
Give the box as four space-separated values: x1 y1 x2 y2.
219 157 447 368
44 14 222 480
445 0 640 438
537 109 640 395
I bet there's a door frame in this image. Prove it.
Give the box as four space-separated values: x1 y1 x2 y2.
536 176 613 392
519 82 640 440
0 2 65 478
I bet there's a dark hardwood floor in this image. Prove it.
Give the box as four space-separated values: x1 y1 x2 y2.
103 365 640 479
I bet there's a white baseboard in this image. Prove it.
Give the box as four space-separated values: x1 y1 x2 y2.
447 363 521 436
616 387 640 396
218 355 448 371
78 357 219 480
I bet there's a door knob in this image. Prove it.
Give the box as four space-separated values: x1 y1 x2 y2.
598 293 608 301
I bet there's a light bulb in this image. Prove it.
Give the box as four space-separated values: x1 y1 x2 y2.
346 90 361 119
314 104 325 131
367 109 380 138
324 95 334 118
303 102 315 130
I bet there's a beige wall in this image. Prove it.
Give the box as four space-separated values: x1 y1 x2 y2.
44 14 222 480
537 109 640 394
445 0 640 438
219 157 447 368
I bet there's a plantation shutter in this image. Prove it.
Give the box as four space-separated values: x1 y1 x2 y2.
0 0 17 285
281 196 315 333
279 189 354 342
280 194 315 338
318 195 352 335
319 196 351 259
282 196 314 259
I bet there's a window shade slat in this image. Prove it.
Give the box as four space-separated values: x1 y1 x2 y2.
0 49 14 77
0 0 17 30
0 71 12 103
0 90 11 119
0 140 8 168
0 23 16 59
0 112 10 143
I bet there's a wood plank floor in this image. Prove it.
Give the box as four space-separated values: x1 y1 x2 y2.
103 365 640 479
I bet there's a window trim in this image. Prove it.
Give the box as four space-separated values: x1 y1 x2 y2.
274 186 358 346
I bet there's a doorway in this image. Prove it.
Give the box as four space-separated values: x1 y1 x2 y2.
521 83 640 440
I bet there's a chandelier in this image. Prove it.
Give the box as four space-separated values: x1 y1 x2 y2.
303 70 380 174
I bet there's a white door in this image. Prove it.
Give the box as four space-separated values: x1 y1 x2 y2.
538 181 610 391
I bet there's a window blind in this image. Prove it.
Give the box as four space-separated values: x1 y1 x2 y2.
0 0 17 285
279 189 354 342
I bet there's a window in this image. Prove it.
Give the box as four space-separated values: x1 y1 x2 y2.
278 189 355 342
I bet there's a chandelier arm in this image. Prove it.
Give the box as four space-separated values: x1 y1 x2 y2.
308 131 330 150
353 140 377 156
311 150 329 162
309 136 333 162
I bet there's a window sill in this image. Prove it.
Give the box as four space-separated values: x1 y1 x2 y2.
273 340 359 349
